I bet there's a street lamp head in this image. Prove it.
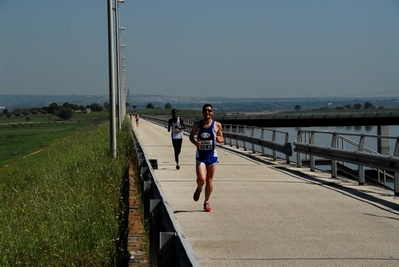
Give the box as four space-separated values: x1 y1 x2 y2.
118 0 125 3
121 44 126 48
119 27 125 30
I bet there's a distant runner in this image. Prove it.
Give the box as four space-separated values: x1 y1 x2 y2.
167 109 185 170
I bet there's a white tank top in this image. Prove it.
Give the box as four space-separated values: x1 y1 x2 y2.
171 117 183 139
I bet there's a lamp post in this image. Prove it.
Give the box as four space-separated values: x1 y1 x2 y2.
121 64 127 118
107 0 116 158
119 45 126 124
115 0 125 130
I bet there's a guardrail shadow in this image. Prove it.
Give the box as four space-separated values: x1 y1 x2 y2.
274 166 399 215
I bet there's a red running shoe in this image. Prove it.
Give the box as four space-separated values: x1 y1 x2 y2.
204 201 211 212
193 187 202 201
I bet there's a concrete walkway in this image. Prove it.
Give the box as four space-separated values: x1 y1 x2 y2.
133 119 399 267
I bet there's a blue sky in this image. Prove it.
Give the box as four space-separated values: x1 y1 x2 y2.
1 0 399 99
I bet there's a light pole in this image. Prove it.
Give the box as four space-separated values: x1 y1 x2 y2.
119 45 126 126
115 0 125 130
121 64 127 118
107 0 116 158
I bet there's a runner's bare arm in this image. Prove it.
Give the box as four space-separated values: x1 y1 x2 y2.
189 122 200 147
215 122 224 143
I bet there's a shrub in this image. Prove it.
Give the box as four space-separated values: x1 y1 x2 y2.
57 108 73 120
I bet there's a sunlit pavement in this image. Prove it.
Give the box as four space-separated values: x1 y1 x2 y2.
132 119 399 267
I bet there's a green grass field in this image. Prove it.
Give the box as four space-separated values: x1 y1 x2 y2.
0 122 91 166
0 119 133 266
0 111 109 167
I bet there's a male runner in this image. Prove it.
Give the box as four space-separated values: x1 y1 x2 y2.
189 104 224 212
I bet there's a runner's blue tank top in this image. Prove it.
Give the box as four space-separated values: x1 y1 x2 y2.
196 120 218 165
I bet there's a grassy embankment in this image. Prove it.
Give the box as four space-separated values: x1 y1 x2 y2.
0 112 139 266
0 111 108 167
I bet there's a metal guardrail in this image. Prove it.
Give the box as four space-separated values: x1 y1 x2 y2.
141 115 293 163
294 130 399 196
130 124 201 267
213 111 399 120
212 113 399 128
222 124 292 163
143 115 399 194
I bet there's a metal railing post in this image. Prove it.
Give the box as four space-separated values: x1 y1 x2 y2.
251 126 256 153
261 128 266 156
358 135 366 185
309 132 316 172
331 133 338 178
296 131 303 167
272 130 277 160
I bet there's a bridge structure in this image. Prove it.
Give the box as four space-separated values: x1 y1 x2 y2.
212 111 399 128
129 118 399 267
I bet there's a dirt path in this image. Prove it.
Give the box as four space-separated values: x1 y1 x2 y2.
127 162 149 267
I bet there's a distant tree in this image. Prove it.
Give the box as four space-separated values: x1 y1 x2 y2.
146 103 154 109
103 102 110 109
47 102 60 114
2 109 8 114
364 101 373 109
6 113 12 117
132 105 137 110
344 104 352 109
26 116 31 122
57 108 73 120
353 103 362 109
165 103 172 109
336 106 344 110
14 108 22 116
126 102 130 108
31 108 39 115
378 106 384 109
87 103 103 111
294 105 301 111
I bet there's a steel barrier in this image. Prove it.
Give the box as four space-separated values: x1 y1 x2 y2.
222 124 292 163
141 116 399 195
142 115 292 163
294 130 399 196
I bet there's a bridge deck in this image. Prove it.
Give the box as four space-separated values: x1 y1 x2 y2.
133 119 399 267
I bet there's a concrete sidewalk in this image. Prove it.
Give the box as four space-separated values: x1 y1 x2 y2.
133 119 399 267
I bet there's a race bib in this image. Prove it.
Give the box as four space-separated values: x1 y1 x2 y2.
199 140 213 150
172 128 180 134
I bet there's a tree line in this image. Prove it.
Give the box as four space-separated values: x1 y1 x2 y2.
145 102 172 109
1 102 106 120
294 101 384 111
